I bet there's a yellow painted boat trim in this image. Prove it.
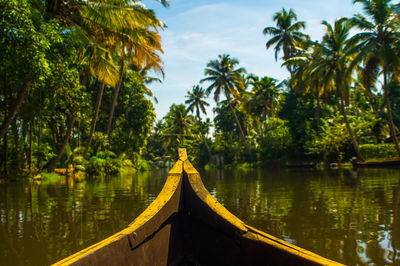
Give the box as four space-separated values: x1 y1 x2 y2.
53 148 343 266
53 160 184 266
182 158 341 266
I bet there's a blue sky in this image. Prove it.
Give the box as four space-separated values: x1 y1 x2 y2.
144 0 362 121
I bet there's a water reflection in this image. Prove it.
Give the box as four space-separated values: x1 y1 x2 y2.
0 168 399 265
0 169 167 266
200 168 400 265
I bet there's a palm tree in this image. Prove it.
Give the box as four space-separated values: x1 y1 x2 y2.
285 40 333 134
185 85 212 160
309 18 365 160
80 2 165 158
200 54 251 153
245 76 281 121
349 0 400 156
106 27 164 137
164 104 193 146
263 8 308 73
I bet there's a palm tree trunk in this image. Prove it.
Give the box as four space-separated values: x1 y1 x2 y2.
29 120 33 171
0 77 31 140
196 109 212 161
2 78 8 178
83 82 105 158
338 89 364 161
106 58 124 136
46 113 77 173
2 133 7 178
383 72 400 157
37 119 41 170
80 65 90 87
316 96 322 135
225 92 251 155
37 87 42 170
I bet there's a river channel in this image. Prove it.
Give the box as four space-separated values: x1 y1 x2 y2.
0 167 399 265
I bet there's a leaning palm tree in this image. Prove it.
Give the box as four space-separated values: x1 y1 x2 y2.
263 8 308 73
284 40 334 134
106 27 164 137
348 0 400 156
200 54 250 153
80 1 166 158
309 18 365 161
185 85 212 160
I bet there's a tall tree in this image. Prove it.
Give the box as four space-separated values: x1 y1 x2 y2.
244 76 281 122
185 85 212 160
80 2 165 158
285 40 334 134
309 18 365 160
200 54 251 154
0 0 46 141
349 0 400 156
263 8 308 73
164 104 193 147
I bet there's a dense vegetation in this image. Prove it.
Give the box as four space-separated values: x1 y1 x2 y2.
1 0 400 179
0 0 167 178
149 0 400 167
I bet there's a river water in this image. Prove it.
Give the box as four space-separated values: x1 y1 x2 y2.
0 167 399 265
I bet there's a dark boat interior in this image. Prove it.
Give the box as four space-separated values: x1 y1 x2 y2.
55 151 339 266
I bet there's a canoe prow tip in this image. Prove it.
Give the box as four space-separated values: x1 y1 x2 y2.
178 148 187 161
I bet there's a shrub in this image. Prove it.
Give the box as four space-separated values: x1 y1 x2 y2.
359 144 398 159
103 158 121 176
257 118 292 162
85 156 122 177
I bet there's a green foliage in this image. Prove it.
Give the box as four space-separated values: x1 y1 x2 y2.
279 90 322 160
359 144 398 160
257 118 292 162
0 0 49 81
3 0 400 176
85 155 122 177
133 158 153 171
213 132 243 164
214 101 246 134
307 111 379 161
109 71 156 158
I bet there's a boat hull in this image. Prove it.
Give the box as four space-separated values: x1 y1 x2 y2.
53 149 342 266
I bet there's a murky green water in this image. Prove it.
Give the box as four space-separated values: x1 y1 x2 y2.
0 168 399 265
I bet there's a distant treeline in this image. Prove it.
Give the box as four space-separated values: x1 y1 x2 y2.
1 0 400 179
148 1 400 166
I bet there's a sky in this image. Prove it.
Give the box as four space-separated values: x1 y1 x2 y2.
143 0 363 121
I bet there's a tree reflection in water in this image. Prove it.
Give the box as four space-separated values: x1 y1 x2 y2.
0 169 167 265
0 168 399 265
200 168 400 265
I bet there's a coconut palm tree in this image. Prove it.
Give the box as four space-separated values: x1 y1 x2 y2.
251 76 281 120
164 104 193 147
349 0 400 156
185 85 212 160
263 8 308 73
200 54 250 153
284 40 334 134
80 2 165 158
106 28 164 137
309 18 365 160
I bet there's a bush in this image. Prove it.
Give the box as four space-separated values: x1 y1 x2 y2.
103 159 121 176
257 118 292 162
85 156 122 177
359 144 398 159
133 158 152 171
